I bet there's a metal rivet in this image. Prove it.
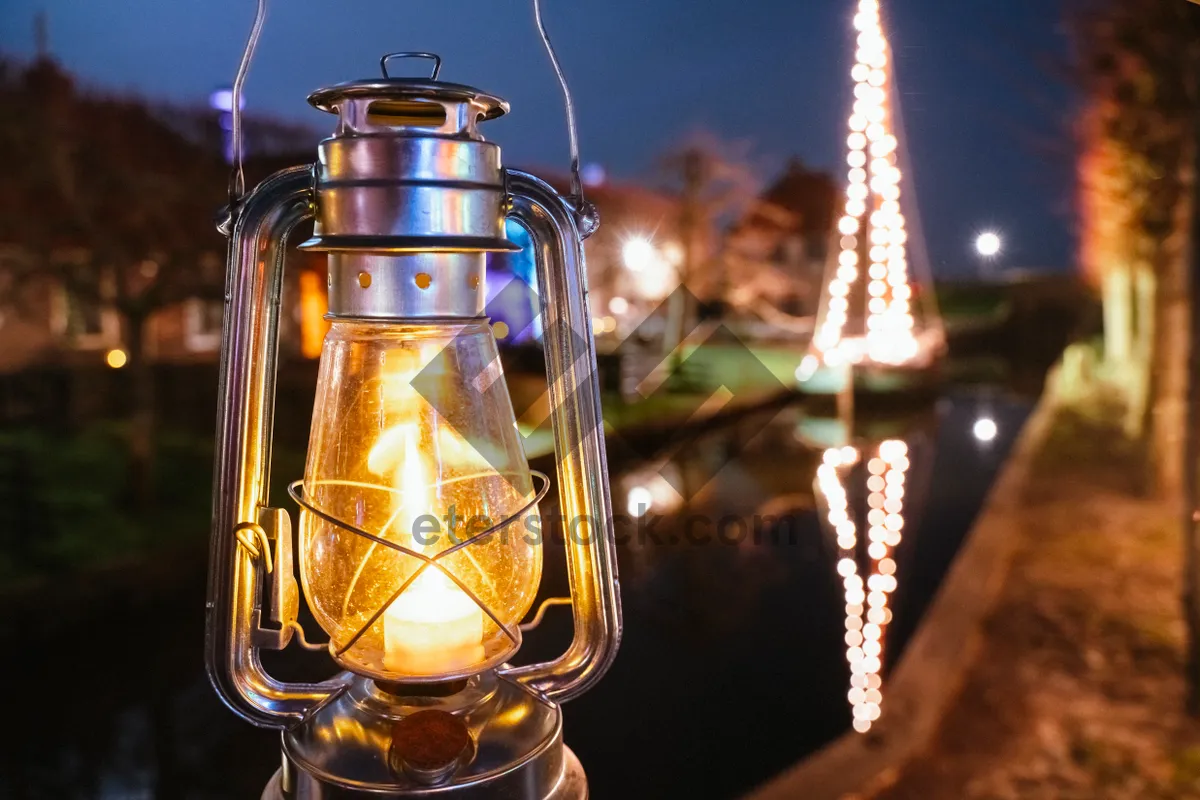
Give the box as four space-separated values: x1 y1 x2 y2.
415 273 432 290
468 275 480 290
358 272 372 289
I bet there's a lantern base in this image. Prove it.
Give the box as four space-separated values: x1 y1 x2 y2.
261 747 585 800
261 671 587 799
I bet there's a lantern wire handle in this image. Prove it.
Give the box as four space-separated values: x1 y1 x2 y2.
229 0 268 205
520 596 572 632
380 51 442 79
236 521 330 652
234 521 272 571
533 0 591 224
226 0 590 225
285 621 330 652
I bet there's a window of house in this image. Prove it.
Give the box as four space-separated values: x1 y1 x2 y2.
184 298 223 352
51 282 120 349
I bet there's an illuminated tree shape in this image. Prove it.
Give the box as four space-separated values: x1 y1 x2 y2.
802 0 943 382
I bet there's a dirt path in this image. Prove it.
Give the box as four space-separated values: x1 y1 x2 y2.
874 409 1200 799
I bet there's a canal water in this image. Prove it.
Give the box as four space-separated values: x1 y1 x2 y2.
0 389 1030 799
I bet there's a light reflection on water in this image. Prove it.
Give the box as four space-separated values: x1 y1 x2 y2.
0 391 1029 799
817 437 914 733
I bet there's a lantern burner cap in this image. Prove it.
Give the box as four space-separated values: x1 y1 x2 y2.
308 78 509 122
309 52 508 123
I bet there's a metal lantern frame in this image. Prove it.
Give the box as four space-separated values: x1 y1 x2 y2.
203 7 622 796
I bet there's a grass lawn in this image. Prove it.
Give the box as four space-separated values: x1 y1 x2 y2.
0 424 306 587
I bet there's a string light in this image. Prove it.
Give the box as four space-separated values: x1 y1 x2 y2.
817 447 868 730
816 439 910 734
810 0 921 374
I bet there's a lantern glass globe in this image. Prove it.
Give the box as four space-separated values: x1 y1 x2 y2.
300 319 542 681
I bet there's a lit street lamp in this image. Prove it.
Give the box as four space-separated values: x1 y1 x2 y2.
973 416 998 443
621 236 658 273
621 235 677 300
975 231 1002 258
974 231 1002 282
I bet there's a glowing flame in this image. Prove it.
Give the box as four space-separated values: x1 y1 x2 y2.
364 352 485 676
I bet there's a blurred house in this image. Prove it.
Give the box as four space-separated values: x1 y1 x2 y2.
0 56 691 375
0 252 264 374
0 245 323 374
488 172 686 346
724 159 837 318
0 57 225 372
0 275 231 372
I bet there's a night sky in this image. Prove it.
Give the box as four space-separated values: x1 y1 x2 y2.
0 0 1075 278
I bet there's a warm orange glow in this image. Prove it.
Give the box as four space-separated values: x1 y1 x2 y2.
105 349 127 369
299 270 329 360
300 321 542 681
374 423 484 674
362 351 488 675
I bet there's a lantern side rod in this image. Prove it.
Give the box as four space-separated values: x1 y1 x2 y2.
207 165 346 728
500 170 622 703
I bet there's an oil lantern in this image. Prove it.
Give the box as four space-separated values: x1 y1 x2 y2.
206 51 621 799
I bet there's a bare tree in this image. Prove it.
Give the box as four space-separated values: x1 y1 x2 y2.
0 58 227 508
656 132 761 361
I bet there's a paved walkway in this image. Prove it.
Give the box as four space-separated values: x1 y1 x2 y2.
875 405 1200 799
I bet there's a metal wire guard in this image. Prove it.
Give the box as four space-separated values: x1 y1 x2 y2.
287 470 550 671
